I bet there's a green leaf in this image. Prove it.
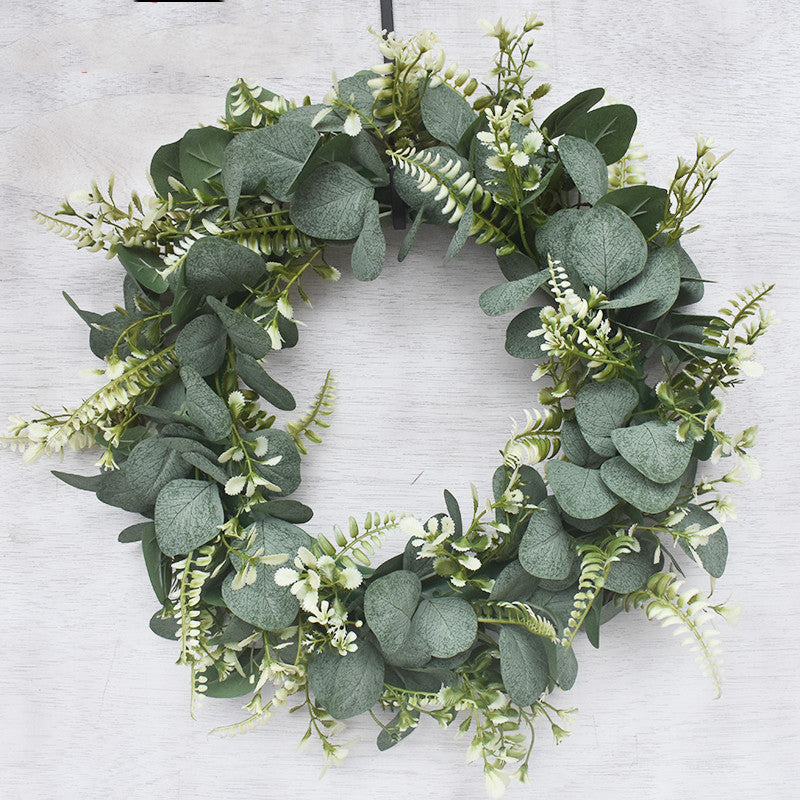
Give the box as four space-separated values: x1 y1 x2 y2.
564 104 637 165
184 236 266 298
364 570 422 653
254 499 313 524
411 597 477 659
603 246 680 310
499 626 549 706
154 478 223 557
541 88 605 137
558 134 608 205
180 450 229 486
545 461 620 519
308 640 385 720
178 126 233 193
170 265 201 326
489 560 539 601
149 610 179 640
96 466 151 514
126 436 193 507
352 131 389 184
222 121 319 213
175 314 227 376
604 541 659 593
118 521 152 543
560 419 604 468
574 378 638 457
207 296 270 359
534 208 586 293
351 200 385 281
676 505 728 578
221 516 311 630
518 505 574 580
236 351 295 410
612 421 694 484
290 162 373 240
204 669 257 699
479 272 550 316
116 246 169 293
149 139 183 199
595 185 668 238
674 240 705 305
397 205 426 262
336 71 382 121
567 205 647 293
88 310 135 360
444 200 473 263
497 251 539 281
505 307 546 359
180 366 233 441
241 428 302 496
52 470 103 492
142 523 170 603
443 489 463 537
600 456 681 514
420 82 478 149
555 642 578 690
377 709 420 751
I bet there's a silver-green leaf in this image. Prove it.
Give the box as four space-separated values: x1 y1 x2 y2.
411 596 477 659
545 461 619 519
154 478 223 557
611 421 695 484
558 134 608 205
364 570 422 653
499 626 549 706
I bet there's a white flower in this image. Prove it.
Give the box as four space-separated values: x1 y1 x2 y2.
485 155 505 172
522 130 543 153
274 567 300 586
339 566 363 590
510 151 530 167
343 111 362 137
224 476 247 496
252 436 270 457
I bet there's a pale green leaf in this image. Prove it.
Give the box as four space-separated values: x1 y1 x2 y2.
518 505 574 580
180 365 233 441
175 314 227 376
600 456 682 514
479 271 550 316
351 200 385 281
611 421 694 484
420 83 477 149
184 236 266 298
207 296 270 359
154 478 223 557
236 351 296 410
411 596 477 659
603 246 680 310
558 134 608 204
545 461 620 519
676 505 728 578
178 126 233 193
364 570 422 653
126 436 193 507
499 626 549 706
574 378 638 457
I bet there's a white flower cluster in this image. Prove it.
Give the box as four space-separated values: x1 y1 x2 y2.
275 547 363 655
478 104 543 172
219 426 283 497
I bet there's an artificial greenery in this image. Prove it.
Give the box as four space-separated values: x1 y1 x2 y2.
6 14 773 796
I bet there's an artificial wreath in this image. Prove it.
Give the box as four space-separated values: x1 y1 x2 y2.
6 15 774 796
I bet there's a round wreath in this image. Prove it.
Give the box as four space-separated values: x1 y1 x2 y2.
7 16 774 796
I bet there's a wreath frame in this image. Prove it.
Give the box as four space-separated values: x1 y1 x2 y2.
5 16 774 795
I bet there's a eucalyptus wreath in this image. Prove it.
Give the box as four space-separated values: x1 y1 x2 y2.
6 15 774 796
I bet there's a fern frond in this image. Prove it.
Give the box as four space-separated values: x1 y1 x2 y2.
388 146 519 254
618 571 724 696
287 370 336 455
608 135 647 190
474 600 559 641
502 407 562 467
562 534 637 648
317 511 404 568
223 79 294 130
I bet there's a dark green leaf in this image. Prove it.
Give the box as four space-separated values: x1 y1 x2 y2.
236 351 295 410
564 104 637 165
96 466 151 514
398 205 426 262
308 640 385 720
180 366 232 441
178 126 233 193
541 88 605 137
180 450 229 485
560 419 605 468
489 560 539 601
443 489 463 538
604 246 680 311
595 185 668 237
499 626 549 706
558 134 608 204
479 271 550 316
149 139 183 199
497 251 540 281
126 436 193 507
255 499 313 524
142 522 169 603
184 236 266 298
676 505 728 578
149 610 179 640
444 200 473 263
377 709 420 751
352 131 389 184
52 470 102 492
505 307 546 359
175 314 227 376
118 521 152 543
605 542 660 593
420 82 478 149
116 246 169 293
207 296 270 359
365 570 422 653
241 428 302 497
574 378 638 457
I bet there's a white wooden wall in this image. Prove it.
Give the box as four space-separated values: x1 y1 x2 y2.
1 1 798 798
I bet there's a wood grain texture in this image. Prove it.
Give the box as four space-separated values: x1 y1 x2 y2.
1 1 798 798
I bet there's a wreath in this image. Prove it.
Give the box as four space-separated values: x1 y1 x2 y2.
6 16 774 796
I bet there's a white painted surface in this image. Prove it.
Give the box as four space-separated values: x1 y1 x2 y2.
1 1 798 798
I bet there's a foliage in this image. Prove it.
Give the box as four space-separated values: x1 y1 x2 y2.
4 14 774 798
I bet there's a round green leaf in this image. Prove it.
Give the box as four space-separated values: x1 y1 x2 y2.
574 378 638 457
499 626 549 706
595 185 668 238
518 505 574 580
154 478 224 557
676 505 728 578
411 596 477 659
126 436 193 507
567 204 648 293
603 247 680 310
420 82 477 149
184 236 266 298
178 126 233 193
545 461 620 519
564 104 637 165
600 456 681 514
116 245 169 293
290 162 373 240
175 314 227 376
604 541 660 594
611 421 695 484
560 419 605 468
505 307 546 359
558 134 608 205
308 640 385 720
365 570 422 653
479 271 550 317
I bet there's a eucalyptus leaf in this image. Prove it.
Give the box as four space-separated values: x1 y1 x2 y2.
118 521 152 544
558 135 608 204
126 436 193 507
560 419 605 468
149 139 182 199
207 296 270 359
541 87 605 137
479 271 550 316
497 251 540 281
96 465 151 514
420 82 477 149
518 505 574 580
240 428 302 496
603 246 680 311
564 104 637 164
377 709 420 751
535 208 581 265
184 236 266 298
351 131 389 184
545 461 620 519
574 378 638 457
411 597 477 659
180 451 229 486
290 162 373 240
505 307 546 359
444 200 473 263
398 205 426 262
52 470 103 493
221 516 312 630
116 246 169 293
142 523 169 603
567 205 648 293
351 200 385 281
600 456 681 514
676 505 728 578
308 640 385 720
489 560 539 601
364 570 422 653
555 643 578 690
604 541 660 594
180 366 233 441
499 626 549 706
236 351 296 410
178 126 233 193
595 185 668 237
175 314 227 376
674 240 705 305
611 421 694 484
154 478 223 557
255 499 313 524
